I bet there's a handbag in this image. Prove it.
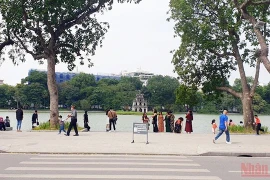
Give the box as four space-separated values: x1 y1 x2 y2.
36 120 39 126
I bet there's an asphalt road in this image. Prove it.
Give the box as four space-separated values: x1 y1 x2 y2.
0 153 269 180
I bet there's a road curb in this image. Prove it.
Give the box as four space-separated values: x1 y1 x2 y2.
200 152 270 157
1 151 270 157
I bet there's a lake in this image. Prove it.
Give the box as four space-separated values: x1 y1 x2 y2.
1 110 269 133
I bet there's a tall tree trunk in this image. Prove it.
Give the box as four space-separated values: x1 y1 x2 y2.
241 94 254 128
47 56 59 129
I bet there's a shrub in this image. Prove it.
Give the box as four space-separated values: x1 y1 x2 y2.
33 121 83 130
229 125 269 134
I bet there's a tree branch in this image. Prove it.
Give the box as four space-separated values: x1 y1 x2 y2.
0 39 14 52
239 0 252 9
22 4 37 32
250 58 261 96
14 33 47 60
54 43 81 55
251 0 270 5
55 2 103 38
216 86 242 98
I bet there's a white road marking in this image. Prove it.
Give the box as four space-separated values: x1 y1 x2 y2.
20 161 200 166
0 174 222 179
30 157 192 162
6 167 209 172
38 154 187 158
229 171 270 173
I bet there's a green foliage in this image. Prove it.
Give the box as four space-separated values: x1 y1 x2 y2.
146 75 179 108
68 73 96 89
0 84 16 108
33 121 83 131
229 125 254 133
1 0 142 67
175 84 199 109
21 71 47 88
253 93 267 114
229 125 268 134
197 102 219 114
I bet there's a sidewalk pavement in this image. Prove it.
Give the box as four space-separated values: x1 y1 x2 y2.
0 131 269 157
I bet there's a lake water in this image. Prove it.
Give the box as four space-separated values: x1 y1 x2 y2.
1 110 269 133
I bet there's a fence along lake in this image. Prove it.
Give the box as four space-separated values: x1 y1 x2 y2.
1 110 269 133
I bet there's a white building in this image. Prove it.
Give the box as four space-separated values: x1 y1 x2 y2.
122 69 154 86
0 80 4 85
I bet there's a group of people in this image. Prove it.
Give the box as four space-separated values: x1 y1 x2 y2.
212 110 265 145
142 110 194 134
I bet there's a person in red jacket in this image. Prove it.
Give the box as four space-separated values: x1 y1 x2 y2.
254 115 264 135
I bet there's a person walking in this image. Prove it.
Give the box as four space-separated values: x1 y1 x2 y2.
185 110 193 134
65 105 79 136
108 108 117 132
16 106 23 132
32 110 38 128
84 111 90 131
254 115 265 135
152 109 158 132
213 110 231 144
211 119 217 134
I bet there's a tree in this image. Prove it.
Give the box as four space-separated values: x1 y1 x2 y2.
0 14 14 56
21 70 47 88
175 84 199 110
253 93 267 114
68 73 96 89
0 0 142 128
169 0 269 127
147 75 179 109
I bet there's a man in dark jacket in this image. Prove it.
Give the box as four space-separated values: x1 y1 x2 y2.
16 107 23 132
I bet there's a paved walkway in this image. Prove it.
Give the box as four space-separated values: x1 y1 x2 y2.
0 131 269 157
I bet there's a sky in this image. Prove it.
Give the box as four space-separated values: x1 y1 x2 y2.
0 0 270 86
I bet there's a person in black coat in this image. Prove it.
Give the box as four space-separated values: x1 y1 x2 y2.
84 111 90 131
32 110 38 126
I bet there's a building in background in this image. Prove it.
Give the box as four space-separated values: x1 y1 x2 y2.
28 69 77 84
28 69 122 83
122 69 154 86
0 80 4 85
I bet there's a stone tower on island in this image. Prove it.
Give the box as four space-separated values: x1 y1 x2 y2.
132 93 148 112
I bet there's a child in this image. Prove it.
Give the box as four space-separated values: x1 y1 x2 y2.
4 116 10 127
211 119 217 134
229 119 235 126
175 117 183 133
58 115 66 134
